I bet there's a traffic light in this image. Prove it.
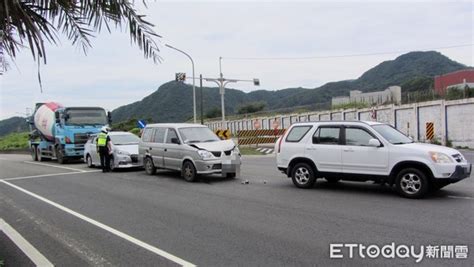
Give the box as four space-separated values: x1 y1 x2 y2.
175 72 186 82
253 78 260 86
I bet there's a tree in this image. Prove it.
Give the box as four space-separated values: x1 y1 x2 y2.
0 0 160 67
237 101 265 114
205 107 221 119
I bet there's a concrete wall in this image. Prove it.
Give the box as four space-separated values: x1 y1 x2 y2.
207 98 474 148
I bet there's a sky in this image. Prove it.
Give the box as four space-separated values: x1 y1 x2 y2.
0 0 472 120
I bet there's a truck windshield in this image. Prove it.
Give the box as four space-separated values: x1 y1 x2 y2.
178 127 220 144
65 109 107 125
110 134 140 145
372 124 414 145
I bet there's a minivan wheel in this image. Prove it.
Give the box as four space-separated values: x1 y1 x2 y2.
291 163 316 188
144 157 156 175
395 168 429 199
182 161 197 182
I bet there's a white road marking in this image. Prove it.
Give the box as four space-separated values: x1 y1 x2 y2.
1 171 100 181
23 161 88 172
0 218 54 267
0 180 196 267
447 195 474 200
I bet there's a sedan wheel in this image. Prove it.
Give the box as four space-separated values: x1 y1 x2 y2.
86 155 94 168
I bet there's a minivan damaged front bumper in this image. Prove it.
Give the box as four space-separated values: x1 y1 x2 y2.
195 156 241 175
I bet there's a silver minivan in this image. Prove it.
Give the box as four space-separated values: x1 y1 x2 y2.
139 123 241 182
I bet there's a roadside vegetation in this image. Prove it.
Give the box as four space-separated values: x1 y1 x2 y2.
0 132 29 151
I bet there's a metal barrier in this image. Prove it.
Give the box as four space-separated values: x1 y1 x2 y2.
237 129 286 145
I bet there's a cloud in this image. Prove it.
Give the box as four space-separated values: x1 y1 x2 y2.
1 1 472 119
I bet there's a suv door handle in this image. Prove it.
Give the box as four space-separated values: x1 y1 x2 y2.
343 149 354 152
306 148 316 151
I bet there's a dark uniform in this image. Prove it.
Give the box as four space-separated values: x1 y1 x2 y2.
97 131 111 172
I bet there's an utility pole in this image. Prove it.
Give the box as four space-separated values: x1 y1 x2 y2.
203 57 260 129
200 74 204 125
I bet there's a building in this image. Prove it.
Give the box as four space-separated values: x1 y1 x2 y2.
434 69 474 96
331 86 402 107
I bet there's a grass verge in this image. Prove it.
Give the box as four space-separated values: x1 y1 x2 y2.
0 132 29 151
239 146 266 155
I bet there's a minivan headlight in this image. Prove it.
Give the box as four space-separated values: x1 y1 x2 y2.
429 152 453 164
233 146 240 155
198 150 214 159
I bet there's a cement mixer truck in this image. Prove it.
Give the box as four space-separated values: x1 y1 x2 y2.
28 102 111 163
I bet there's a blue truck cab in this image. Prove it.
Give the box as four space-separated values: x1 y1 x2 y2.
29 104 111 164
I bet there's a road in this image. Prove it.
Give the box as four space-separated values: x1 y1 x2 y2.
0 152 473 266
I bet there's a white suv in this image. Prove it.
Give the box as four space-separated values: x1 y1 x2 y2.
275 121 471 198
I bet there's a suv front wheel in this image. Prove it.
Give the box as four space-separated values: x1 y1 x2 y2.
395 168 429 199
291 163 316 188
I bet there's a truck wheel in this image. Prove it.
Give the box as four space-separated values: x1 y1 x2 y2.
182 161 197 182
37 146 44 162
56 146 66 164
395 168 429 199
144 157 156 175
291 163 316 188
31 146 38 161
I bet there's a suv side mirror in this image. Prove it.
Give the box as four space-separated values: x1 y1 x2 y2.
368 139 381 147
107 111 112 124
171 137 180 145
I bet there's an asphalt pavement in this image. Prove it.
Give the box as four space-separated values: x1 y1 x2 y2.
0 152 473 266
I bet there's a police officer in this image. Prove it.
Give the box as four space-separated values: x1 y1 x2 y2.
97 126 111 172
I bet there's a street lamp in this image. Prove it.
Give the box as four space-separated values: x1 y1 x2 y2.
165 44 197 124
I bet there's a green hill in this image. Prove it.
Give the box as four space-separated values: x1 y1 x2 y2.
0 116 28 137
112 51 467 123
0 51 468 136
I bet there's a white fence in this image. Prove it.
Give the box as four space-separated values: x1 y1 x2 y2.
206 98 474 148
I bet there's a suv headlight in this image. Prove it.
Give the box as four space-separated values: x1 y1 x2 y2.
429 152 453 164
197 150 214 160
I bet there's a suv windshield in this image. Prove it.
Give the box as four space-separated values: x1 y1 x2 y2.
110 134 140 145
65 108 107 125
372 124 413 145
179 127 220 144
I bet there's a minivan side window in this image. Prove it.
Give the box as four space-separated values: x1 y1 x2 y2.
313 127 340 144
286 126 312 142
345 127 375 146
153 128 166 143
142 128 154 142
166 128 179 143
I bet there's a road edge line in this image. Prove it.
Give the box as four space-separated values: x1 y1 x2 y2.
0 218 54 267
0 180 196 267
23 161 88 172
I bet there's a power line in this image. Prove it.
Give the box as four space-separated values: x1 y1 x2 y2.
222 43 473 61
